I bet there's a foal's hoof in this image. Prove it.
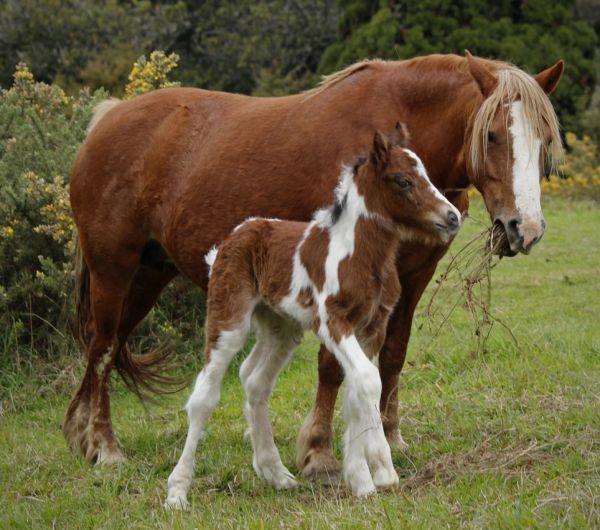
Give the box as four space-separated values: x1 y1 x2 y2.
164 494 190 511
373 466 400 491
385 428 409 451
300 450 341 482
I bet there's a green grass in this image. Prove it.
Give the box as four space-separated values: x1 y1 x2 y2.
1 196 599 529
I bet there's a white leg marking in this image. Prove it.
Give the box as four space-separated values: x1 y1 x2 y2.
165 325 250 510
323 334 398 497
240 312 300 490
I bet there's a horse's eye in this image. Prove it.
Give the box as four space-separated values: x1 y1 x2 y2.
487 131 496 143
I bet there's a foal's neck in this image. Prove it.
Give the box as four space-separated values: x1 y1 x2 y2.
310 166 400 282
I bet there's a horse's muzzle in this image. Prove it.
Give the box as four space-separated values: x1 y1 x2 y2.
497 215 546 256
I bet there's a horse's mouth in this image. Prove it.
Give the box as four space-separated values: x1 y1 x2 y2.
490 222 517 257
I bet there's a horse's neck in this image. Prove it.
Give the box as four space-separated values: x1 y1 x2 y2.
310 61 479 193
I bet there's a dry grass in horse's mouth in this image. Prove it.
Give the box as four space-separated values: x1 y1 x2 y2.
417 224 517 356
489 222 512 256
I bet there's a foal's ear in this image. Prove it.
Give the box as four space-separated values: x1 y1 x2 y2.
534 60 564 95
388 121 410 147
371 130 390 169
465 50 498 97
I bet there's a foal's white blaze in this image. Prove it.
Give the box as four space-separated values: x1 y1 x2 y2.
403 148 461 240
509 101 543 233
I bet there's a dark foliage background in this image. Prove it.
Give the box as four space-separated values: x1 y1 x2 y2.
0 0 598 137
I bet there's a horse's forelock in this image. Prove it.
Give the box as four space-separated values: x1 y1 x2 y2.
469 67 563 174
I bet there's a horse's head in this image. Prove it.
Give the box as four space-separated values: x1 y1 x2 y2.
465 52 564 256
360 124 462 245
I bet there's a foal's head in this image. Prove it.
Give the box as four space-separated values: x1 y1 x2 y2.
358 124 462 245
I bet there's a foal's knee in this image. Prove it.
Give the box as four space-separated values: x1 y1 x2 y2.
243 374 270 407
354 363 382 403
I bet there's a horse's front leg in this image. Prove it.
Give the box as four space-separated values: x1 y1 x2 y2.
326 333 398 497
379 260 441 448
296 344 344 479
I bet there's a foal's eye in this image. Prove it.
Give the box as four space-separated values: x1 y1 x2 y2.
487 131 497 143
390 173 412 189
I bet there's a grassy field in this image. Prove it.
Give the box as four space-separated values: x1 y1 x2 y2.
1 196 598 529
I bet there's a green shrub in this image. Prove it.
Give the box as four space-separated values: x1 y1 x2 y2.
0 63 106 346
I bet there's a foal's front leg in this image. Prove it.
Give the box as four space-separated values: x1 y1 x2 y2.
323 333 398 497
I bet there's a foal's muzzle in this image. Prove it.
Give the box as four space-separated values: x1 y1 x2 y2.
434 207 462 240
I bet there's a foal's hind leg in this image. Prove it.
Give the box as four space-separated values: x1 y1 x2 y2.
239 307 301 490
166 297 256 509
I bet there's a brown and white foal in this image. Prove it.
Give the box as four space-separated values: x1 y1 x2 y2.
166 127 462 507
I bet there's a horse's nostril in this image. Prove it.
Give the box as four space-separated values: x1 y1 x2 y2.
506 218 520 236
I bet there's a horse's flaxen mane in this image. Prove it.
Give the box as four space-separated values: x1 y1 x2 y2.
305 59 388 96
469 64 563 173
306 55 562 173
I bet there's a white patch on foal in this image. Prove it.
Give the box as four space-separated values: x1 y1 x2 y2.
509 100 543 224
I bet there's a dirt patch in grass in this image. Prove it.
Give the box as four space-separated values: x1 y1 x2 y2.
400 440 552 491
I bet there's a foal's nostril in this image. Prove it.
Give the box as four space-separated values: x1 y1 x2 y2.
447 210 459 227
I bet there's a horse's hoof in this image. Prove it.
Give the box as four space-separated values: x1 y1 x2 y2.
385 428 409 451
97 445 127 465
300 450 341 482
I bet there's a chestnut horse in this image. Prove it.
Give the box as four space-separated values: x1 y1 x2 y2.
64 52 564 469
165 128 462 507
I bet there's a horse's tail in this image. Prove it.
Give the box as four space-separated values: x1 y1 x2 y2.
71 98 121 343
73 231 90 346
71 98 186 400
87 98 121 135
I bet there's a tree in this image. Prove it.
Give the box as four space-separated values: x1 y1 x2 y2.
0 0 187 93
318 0 598 137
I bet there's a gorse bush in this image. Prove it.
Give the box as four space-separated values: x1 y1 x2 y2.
542 133 600 199
0 63 106 343
124 51 180 99
0 53 205 355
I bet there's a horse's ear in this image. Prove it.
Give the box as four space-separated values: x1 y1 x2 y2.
534 60 564 95
371 130 390 169
388 121 410 147
465 50 498 97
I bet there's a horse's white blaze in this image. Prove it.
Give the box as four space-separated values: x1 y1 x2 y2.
509 100 543 224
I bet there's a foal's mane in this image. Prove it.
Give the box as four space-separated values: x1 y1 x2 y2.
306 55 563 171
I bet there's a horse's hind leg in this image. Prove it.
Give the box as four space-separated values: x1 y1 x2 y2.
239 306 301 490
63 249 177 463
74 272 135 464
166 292 256 509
